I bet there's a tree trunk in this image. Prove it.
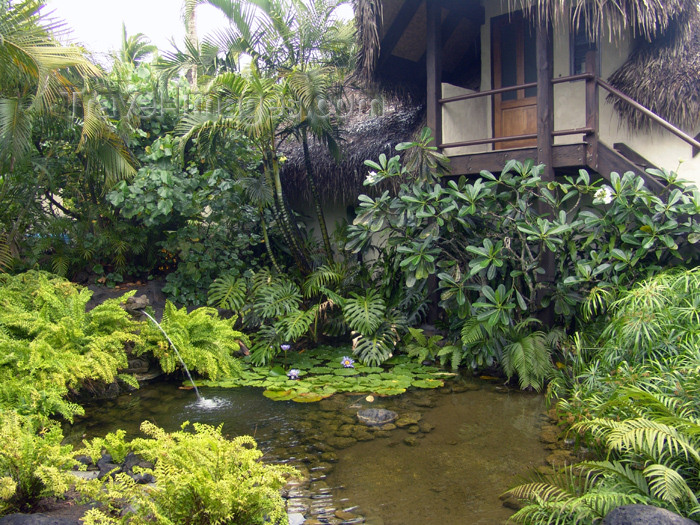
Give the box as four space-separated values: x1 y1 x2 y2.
302 131 333 263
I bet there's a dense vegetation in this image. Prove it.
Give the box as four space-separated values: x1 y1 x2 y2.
1 0 699 523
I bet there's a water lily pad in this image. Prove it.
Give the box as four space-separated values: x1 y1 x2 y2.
269 366 287 377
308 366 333 374
262 389 296 401
292 392 330 403
333 368 359 376
411 379 444 389
374 386 407 396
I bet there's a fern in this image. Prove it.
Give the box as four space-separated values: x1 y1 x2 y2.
502 330 554 392
0 237 11 273
0 272 143 421
143 302 247 380
79 422 296 525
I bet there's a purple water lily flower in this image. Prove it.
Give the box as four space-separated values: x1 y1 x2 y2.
340 356 355 368
287 369 300 380
281 343 291 351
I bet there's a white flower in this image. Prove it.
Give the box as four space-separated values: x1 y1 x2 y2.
594 185 614 204
365 170 380 185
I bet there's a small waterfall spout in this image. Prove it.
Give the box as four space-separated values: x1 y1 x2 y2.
141 310 202 401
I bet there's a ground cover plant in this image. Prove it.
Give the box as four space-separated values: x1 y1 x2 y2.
507 268 700 523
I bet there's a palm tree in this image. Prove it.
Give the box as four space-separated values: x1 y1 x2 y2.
0 0 137 269
116 23 157 66
177 0 353 268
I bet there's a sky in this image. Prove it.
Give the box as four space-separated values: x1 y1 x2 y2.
46 0 354 61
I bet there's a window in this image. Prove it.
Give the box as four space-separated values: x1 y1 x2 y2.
570 21 597 75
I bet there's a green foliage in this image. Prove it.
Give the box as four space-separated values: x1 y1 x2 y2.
207 272 247 311
80 421 296 525
516 269 700 523
141 302 246 381
348 139 699 384
343 290 386 335
403 327 458 365
508 387 700 523
0 271 143 421
0 411 77 514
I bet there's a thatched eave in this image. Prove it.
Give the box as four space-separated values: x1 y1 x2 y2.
608 7 700 131
280 104 425 207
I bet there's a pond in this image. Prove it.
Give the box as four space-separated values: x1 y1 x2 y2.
66 377 549 525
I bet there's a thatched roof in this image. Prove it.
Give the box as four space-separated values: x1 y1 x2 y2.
354 0 700 130
280 104 424 207
607 7 700 130
515 0 698 42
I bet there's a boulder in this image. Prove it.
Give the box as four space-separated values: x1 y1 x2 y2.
602 505 696 525
356 408 398 427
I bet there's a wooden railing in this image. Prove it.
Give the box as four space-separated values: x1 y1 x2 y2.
437 52 700 158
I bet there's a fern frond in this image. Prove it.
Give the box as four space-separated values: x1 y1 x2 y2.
643 463 698 507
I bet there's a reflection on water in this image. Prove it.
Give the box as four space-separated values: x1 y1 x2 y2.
66 378 548 524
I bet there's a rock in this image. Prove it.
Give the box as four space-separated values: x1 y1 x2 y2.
500 493 524 511
407 425 420 434
601 505 696 525
450 382 480 393
0 515 81 525
403 436 419 447
73 455 93 468
379 423 396 431
288 512 306 525
539 425 561 444
326 436 357 449
356 409 398 427
335 510 358 520
395 412 422 428
132 472 156 484
122 294 149 316
124 357 150 374
418 422 435 433
412 395 436 408
545 449 576 468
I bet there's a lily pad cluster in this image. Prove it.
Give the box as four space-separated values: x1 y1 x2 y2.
197 346 454 402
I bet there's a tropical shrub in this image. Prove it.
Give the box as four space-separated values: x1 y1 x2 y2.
346 130 700 383
81 421 297 525
0 411 77 514
209 262 413 366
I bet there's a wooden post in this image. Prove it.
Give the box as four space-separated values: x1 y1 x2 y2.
426 0 443 149
536 17 554 180
536 15 555 325
585 50 599 171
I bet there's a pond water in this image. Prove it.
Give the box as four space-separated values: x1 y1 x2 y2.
66 377 548 525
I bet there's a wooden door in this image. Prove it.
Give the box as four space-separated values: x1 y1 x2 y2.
492 13 537 149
